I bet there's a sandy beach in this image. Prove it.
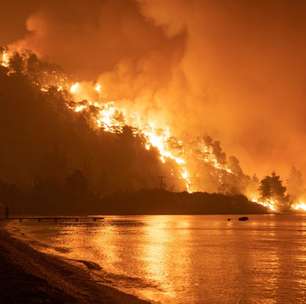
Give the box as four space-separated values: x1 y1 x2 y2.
0 222 149 304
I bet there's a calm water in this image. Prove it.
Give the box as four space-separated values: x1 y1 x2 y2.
8 215 306 303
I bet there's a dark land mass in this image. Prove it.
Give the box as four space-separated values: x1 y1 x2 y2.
2 187 268 215
0 224 149 303
96 190 268 215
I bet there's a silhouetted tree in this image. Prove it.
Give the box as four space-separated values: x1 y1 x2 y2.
259 172 290 211
0 46 5 61
9 53 24 74
203 136 226 165
26 53 41 81
228 156 243 176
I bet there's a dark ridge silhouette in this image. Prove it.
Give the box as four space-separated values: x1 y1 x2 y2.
0 181 267 215
96 189 268 215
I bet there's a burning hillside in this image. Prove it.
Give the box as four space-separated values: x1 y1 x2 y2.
1 47 306 212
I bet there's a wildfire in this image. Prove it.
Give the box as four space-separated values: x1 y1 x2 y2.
70 82 80 94
4 49 302 205
65 81 194 191
95 83 102 93
142 125 184 165
198 143 232 174
291 202 306 212
74 103 88 113
0 49 10 68
251 195 306 213
0 50 238 193
251 196 277 212
141 125 192 192
96 102 126 132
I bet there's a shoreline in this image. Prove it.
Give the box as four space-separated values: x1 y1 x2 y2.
0 221 150 304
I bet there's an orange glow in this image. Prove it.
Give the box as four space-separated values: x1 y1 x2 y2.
198 143 232 174
74 104 88 113
70 82 80 94
62 81 193 190
96 102 125 132
141 125 192 192
250 195 277 212
95 83 102 93
1 49 10 68
291 202 306 212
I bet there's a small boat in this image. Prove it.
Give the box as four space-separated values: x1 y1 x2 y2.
238 216 249 221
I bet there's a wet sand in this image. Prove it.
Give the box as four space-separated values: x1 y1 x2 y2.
0 222 149 304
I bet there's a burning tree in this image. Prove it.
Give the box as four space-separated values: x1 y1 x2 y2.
259 172 290 211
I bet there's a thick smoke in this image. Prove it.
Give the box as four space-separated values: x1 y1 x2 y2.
3 0 306 180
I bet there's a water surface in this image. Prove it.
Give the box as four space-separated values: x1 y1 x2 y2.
8 214 306 303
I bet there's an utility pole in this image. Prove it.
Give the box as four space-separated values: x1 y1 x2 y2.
158 176 166 190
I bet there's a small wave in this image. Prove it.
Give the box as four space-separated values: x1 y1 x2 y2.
98 272 161 290
69 257 162 291
74 259 102 270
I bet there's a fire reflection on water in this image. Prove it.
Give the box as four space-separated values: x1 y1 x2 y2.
8 215 306 304
141 216 176 301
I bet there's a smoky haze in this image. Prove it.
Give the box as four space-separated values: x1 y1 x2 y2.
1 0 306 179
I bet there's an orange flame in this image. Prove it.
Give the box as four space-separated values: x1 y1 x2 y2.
70 82 80 94
291 202 306 212
1 49 10 68
251 195 278 212
66 81 193 190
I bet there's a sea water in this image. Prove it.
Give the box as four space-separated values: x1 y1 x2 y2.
7 214 306 303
